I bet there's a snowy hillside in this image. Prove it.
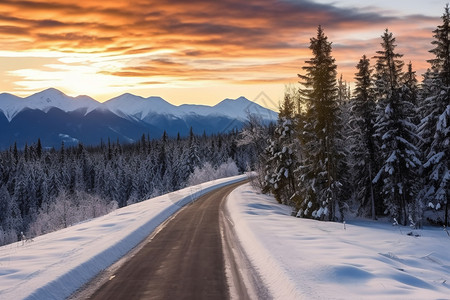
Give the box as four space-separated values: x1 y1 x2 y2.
227 184 450 299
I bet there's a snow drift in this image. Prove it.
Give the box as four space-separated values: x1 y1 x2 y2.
227 183 450 299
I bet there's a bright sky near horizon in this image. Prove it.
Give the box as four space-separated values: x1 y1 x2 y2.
0 0 447 109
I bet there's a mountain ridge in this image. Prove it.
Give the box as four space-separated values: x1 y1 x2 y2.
0 88 277 148
0 88 277 122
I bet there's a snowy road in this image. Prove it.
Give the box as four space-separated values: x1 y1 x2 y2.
85 181 250 300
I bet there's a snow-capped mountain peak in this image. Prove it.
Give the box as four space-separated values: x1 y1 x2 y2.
0 92 23 121
211 96 277 120
0 88 100 121
25 88 99 112
103 93 178 120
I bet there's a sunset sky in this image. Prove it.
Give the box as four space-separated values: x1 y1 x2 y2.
0 0 446 109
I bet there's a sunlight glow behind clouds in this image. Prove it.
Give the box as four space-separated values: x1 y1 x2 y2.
0 0 445 105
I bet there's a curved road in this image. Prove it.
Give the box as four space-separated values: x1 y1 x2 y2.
87 181 248 300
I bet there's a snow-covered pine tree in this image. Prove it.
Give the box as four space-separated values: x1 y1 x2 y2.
296 25 343 220
264 89 300 205
187 127 201 172
428 4 450 88
403 62 419 106
336 77 353 219
372 29 421 226
36 138 42 160
349 55 378 219
177 128 201 186
419 5 450 226
338 74 350 102
0 185 21 244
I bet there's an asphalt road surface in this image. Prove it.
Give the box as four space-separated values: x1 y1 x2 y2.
87 181 248 300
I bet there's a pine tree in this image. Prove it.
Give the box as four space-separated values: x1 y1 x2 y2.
13 142 18 164
0 185 21 245
107 138 112 160
349 55 378 219
59 141 65 164
186 127 201 174
403 62 419 106
372 30 421 226
264 90 300 205
419 5 450 226
373 30 405 102
0 185 12 230
428 4 450 87
337 74 350 102
296 26 342 220
24 143 29 162
140 134 147 155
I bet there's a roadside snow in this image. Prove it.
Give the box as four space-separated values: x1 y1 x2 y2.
2 178 448 300
0 175 246 300
227 183 450 300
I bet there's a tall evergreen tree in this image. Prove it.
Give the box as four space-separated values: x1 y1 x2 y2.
419 5 450 226
372 30 421 226
296 25 342 220
337 74 350 102
349 55 378 219
428 4 450 87
373 30 405 98
403 62 419 106
36 138 42 160
13 142 18 164
264 90 300 205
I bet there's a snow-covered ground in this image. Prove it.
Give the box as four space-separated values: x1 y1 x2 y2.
227 183 450 300
2 177 449 300
0 175 246 300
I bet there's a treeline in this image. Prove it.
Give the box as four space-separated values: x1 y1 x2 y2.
261 6 449 227
0 128 258 245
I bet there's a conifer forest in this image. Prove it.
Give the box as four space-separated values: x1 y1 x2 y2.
0 129 261 245
260 6 449 227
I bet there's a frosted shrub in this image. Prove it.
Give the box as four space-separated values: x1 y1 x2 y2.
187 159 239 186
216 159 240 178
28 191 117 237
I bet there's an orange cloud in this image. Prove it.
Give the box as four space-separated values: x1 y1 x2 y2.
0 0 445 103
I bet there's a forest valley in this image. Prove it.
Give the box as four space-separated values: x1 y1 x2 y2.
0 129 258 246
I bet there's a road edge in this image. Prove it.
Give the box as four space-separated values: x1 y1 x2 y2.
220 182 271 300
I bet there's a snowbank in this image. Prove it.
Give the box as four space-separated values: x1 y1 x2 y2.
0 175 247 300
227 183 450 299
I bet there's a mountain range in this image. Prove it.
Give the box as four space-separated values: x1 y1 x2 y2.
0 88 277 149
